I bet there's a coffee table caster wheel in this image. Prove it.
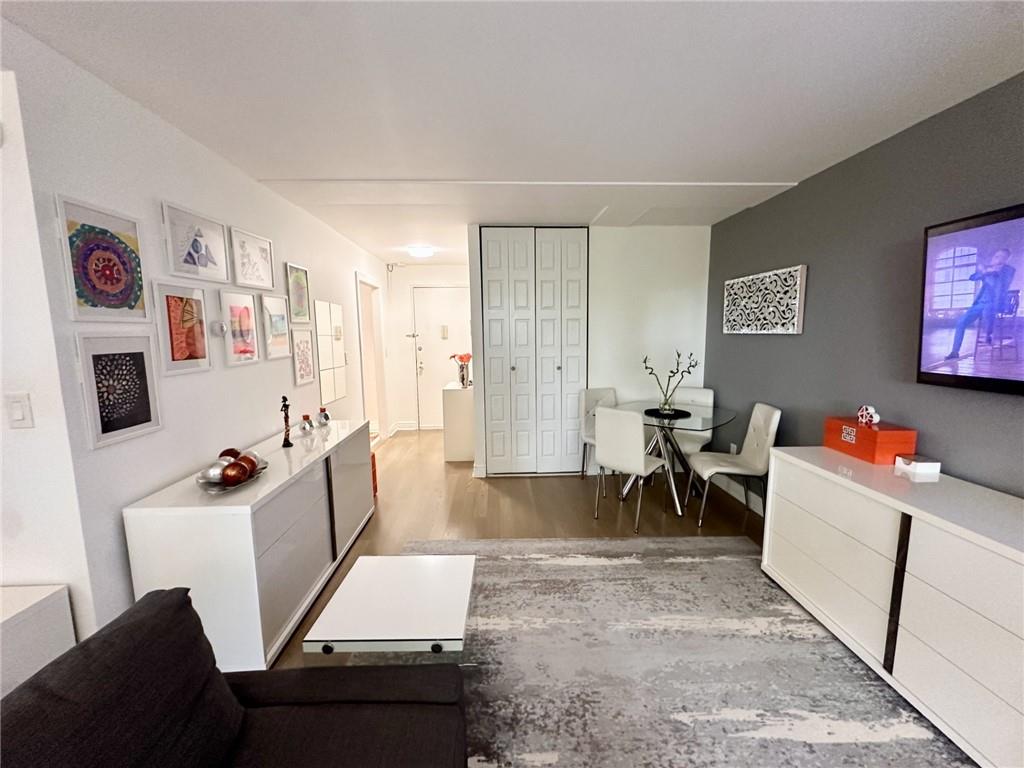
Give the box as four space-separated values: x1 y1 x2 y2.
321 643 334 655
431 643 443 653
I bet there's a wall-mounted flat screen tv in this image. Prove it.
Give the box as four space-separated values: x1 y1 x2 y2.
918 203 1024 395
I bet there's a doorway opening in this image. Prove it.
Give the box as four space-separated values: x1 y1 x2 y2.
355 274 386 444
411 286 472 429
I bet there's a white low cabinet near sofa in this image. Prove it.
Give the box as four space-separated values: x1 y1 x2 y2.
763 446 1023 768
124 420 374 672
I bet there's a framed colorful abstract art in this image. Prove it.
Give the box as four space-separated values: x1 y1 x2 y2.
220 290 260 366
286 262 311 323
162 202 230 284
154 282 211 376
231 228 275 290
292 328 316 386
260 294 291 359
57 196 149 322
76 331 162 448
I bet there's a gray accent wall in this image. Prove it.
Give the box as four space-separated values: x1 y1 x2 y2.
704 73 1024 497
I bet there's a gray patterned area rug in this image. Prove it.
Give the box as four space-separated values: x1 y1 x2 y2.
352 538 973 768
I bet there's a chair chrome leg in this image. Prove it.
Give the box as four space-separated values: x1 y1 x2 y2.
594 466 603 519
684 469 694 504
663 466 672 513
601 466 607 498
698 474 711 528
580 443 588 478
634 478 645 534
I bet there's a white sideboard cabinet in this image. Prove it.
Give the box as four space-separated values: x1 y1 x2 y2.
763 447 1023 768
124 420 374 672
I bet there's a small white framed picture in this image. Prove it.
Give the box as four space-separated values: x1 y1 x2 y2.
292 328 316 386
77 331 162 449
162 202 230 283
261 294 291 359
220 289 260 366
154 282 212 376
286 262 311 323
57 195 150 322
231 227 275 289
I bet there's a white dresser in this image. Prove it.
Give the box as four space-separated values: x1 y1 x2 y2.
124 420 374 672
1 585 75 697
763 447 1023 768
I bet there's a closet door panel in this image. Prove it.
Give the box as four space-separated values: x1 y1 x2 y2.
482 228 514 473
536 230 563 472
506 229 537 472
558 229 588 472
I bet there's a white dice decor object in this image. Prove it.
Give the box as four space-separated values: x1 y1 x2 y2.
857 405 880 425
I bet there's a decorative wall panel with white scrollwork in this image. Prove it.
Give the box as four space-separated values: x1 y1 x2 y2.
723 264 807 334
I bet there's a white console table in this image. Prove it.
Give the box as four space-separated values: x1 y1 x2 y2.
442 383 474 462
124 420 374 672
763 446 1023 768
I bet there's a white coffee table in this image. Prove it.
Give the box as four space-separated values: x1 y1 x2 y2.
303 555 476 655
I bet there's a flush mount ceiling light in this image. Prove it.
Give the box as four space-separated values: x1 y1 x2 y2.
405 245 436 259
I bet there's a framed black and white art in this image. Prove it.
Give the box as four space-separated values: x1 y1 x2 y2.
162 202 230 284
231 227 275 290
77 331 162 448
723 264 807 335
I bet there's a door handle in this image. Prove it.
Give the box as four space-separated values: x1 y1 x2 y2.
556 365 562 371
510 365 517 372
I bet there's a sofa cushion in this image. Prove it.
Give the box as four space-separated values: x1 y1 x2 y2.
225 663 464 707
228 701 467 768
0 588 243 768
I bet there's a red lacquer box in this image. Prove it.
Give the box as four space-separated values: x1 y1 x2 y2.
823 417 918 465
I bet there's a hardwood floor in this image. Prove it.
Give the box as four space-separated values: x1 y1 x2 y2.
273 429 763 669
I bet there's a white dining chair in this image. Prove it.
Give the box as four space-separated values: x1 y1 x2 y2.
684 402 782 527
670 386 714 460
580 387 617 477
594 406 668 534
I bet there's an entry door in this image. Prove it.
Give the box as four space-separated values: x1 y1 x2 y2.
412 286 471 429
482 227 536 473
536 228 588 473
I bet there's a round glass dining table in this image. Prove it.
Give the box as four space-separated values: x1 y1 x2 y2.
611 401 737 517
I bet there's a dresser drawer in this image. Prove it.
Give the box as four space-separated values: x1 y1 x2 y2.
772 494 895 611
895 628 1024 768
773 461 900 559
768 531 889 661
256 495 333 653
906 520 1023 639
900 573 1023 713
252 461 328 557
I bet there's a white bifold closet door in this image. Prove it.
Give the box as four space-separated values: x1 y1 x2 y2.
535 228 588 473
482 227 537 473
482 226 587 475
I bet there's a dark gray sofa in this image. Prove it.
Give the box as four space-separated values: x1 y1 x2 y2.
0 588 467 767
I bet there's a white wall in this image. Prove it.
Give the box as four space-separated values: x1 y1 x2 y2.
2 24 388 632
383 263 470 433
468 224 711 473
589 226 711 400
1 72 94 636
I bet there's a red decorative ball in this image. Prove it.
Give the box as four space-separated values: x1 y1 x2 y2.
236 455 258 476
221 461 250 486
219 448 241 460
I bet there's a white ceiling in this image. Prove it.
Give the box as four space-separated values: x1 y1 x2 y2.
4 2 1022 264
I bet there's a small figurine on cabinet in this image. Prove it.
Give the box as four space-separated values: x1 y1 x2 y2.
280 395 294 448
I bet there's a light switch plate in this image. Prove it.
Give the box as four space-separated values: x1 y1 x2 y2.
5 392 34 429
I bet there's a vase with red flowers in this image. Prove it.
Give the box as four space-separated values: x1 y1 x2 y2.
450 353 472 388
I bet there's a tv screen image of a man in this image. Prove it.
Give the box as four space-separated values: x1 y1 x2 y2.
945 248 1016 360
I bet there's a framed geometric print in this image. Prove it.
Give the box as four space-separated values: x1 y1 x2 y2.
76 331 162 448
57 196 149 322
154 282 211 375
162 202 230 284
231 227 275 290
